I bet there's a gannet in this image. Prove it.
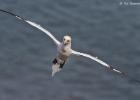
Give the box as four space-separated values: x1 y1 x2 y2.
0 9 139 83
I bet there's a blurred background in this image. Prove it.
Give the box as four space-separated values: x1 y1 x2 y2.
0 0 140 100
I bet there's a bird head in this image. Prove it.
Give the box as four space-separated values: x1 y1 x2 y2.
63 35 72 46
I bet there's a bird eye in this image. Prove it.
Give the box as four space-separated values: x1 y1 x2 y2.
67 40 70 42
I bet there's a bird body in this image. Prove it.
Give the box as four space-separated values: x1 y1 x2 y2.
57 43 72 59
52 36 72 76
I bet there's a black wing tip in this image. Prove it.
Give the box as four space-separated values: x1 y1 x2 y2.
0 9 25 21
109 65 124 74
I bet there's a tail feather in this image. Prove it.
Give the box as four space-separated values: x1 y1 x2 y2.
52 64 61 77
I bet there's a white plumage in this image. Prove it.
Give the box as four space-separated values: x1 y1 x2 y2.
0 9 132 79
24 20 124 76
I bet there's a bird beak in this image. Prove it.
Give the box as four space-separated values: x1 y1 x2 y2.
63 41 69 45
64 42 68 45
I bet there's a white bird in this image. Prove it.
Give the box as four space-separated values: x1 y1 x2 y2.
0 9 139 82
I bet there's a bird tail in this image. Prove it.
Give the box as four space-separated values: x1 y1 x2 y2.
52 64 61 77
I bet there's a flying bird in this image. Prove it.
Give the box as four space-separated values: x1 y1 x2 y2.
0 9 139 82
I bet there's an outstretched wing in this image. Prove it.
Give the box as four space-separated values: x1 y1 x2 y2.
72 50 125 75
72 50 140 83
0 9 60 46
25 20 60 46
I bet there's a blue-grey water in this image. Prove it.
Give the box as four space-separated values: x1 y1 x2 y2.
0 0 140 100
